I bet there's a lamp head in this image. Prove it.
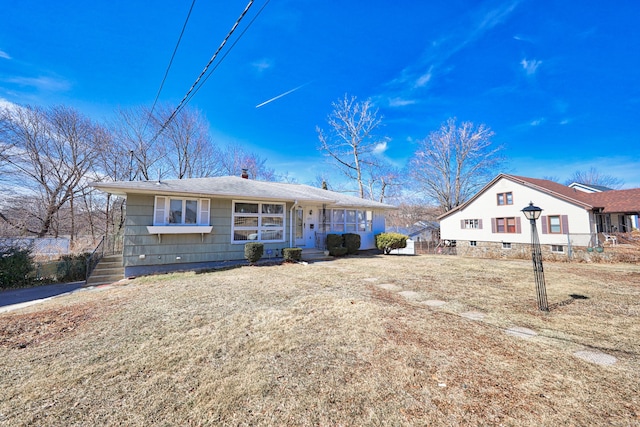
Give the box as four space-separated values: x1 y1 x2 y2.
521 202 542 221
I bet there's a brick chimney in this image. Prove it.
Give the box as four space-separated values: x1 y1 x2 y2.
241 168 249 179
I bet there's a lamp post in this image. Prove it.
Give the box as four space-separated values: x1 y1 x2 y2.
521 202 549 311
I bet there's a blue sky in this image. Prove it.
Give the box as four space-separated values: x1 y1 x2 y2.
1 0 639 188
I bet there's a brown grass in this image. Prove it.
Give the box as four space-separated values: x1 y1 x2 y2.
1 254 638 426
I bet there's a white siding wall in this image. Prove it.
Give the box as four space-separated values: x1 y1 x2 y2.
441 178 594 246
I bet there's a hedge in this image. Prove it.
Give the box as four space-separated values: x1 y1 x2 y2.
283 247 302 262
244 242 264 264
375 232 408 255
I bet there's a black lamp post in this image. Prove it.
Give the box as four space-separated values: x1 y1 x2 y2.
521 202 549 311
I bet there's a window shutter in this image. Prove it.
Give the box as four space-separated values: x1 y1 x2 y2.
199 199 210 225
491 218 496 233
154 197 166 225
478 219 483 229
540 216 548 234
460 219 465 229
516 217 522 234
561 215 569 233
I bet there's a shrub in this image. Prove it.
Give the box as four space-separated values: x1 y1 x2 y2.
283 247 302 262
326 233 351 257
56 253 89 282
343 233 361 255
375 232 408 255
326 234 343 250
329 246 349 257
244 242 264 264
0 246 34 289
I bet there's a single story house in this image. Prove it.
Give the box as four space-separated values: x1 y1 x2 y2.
92 176 396 277
386 221 440 243
438 173 640 257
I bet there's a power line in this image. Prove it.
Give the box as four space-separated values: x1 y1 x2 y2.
146 0 198 130
150 0 260 144
183 0 271 106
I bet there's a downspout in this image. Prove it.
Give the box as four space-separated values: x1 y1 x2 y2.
289 200 298 248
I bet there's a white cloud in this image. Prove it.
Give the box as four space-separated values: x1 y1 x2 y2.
0 50 10 60
530 118 545 126
388 97 416 107
521 58 542 75
4 75 71 92
373 141 388 155
414 68 433 88
559 118 570 125
378 0 523 105
252 58 273 73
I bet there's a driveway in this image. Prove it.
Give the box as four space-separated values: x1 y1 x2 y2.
0 282 85 313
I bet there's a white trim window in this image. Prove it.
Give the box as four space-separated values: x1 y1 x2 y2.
462 219 482 229
154 196 210 226
232 201 285 243
330 209 372 232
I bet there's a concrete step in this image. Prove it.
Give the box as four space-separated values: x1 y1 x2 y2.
301 248 332 261
86 255 124 286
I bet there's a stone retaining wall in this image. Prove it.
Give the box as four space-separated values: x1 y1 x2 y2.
454 240 629 262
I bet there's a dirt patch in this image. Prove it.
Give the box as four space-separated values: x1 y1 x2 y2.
0 301 111 349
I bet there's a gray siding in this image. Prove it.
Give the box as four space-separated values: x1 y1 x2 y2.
123 195 290 275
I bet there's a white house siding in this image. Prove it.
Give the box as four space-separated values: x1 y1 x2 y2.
441 178 595 248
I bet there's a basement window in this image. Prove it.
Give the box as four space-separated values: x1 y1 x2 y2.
502 242 512 249
551 245 564 253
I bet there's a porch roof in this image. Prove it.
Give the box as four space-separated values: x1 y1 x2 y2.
584 188 640 213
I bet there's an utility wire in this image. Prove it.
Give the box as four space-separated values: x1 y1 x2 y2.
145 0 198 133
183 0 271 106
150 0 257 144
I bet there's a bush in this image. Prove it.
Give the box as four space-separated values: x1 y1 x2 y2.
329 246 349 257
57 253 89 282
375 232 408 255
283 247 302 262
0 246 34 290
244 242 264 264
343 233 361 255
326 233 352 257
326 234 343 249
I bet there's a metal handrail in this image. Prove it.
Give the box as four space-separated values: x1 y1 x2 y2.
85 236 105 284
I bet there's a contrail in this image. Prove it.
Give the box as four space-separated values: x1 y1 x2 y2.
255 82 311 108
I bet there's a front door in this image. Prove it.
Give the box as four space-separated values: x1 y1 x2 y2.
295 207 317 247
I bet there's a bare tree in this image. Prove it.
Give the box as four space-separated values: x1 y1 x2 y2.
385 203 440 228
564 167 624 189
317 95 390 199
214 144 275 180
0 105 102 237
409 118 503 213
110 106 165 181
155 105 217 179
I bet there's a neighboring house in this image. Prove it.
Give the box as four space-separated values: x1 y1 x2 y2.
92 176 396 277
438 174 640 257
568 182 613 193
386 221 440 255
386 221 440 242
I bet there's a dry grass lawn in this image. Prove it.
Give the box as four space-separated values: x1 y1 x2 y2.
1 254 639 426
